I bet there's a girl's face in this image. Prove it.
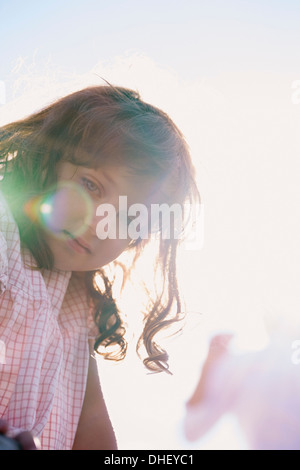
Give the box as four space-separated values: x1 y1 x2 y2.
44 162 156 272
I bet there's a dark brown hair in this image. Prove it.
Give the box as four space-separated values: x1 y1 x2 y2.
0 85 200 373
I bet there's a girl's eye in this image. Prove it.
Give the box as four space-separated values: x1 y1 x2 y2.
81 177 101 196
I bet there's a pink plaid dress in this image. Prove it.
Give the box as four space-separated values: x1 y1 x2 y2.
0 192 97 449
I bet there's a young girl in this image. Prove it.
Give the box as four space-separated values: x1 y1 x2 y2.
0 85 199 450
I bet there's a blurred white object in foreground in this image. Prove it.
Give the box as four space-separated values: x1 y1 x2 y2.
182 332 300 450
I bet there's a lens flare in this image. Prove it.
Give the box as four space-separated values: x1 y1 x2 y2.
24 181 93 239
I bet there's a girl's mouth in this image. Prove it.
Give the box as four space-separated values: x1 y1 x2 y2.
63 230 91 254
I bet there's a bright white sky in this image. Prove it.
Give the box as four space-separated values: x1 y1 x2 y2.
1 0 300 450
